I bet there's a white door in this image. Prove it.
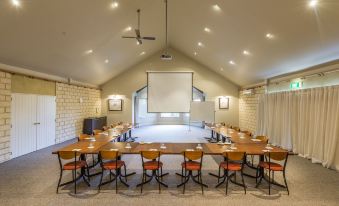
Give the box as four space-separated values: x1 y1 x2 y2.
11 94 37 158
36 95 56 150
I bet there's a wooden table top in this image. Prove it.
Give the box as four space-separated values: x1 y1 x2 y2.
205 124 262 144
53 142 286 155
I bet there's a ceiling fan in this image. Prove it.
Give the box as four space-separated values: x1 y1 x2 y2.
122 9 156 45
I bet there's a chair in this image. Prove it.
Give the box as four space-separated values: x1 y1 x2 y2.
77 133 90 141
256 152 289 195
241 130 252 136
93 129 103 135
216 151 246 195
177 150 207 194
137 150 168 193
249 136 269 166
98 150 129 193
232 126 241 132
56 151 90 194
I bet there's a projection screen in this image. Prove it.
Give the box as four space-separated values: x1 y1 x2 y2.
147 72 193 113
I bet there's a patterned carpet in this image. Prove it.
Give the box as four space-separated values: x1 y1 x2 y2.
0 125 338 206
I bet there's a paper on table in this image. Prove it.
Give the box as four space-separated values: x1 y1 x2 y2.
149 149 158 151
185 149 194 151
110 148 118 151
265 147 273 150
72 149 81 151
262 149 270 152
230 147 237 150
87 146 95 149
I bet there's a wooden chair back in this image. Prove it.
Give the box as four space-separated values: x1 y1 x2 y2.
141 150 161 160
256 135 268 143
232 126 241 132
58 151 80 160
93 129 102 135
99 150 120 160
223 151 246 161
78 133 90 141
183 150 203 161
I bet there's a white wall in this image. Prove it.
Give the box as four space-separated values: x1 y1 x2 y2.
101 48 240 126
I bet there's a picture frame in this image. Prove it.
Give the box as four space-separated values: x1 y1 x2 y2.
219 97 229 109
108 99 123 111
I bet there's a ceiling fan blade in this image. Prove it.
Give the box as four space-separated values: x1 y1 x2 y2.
137 38 143 45
142 37 156 40
122 36 137 39
135 29 141 38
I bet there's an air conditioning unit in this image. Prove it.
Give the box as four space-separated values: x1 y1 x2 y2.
242 89 255 95
161 54 173 60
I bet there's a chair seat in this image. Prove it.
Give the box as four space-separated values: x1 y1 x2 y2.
181 161 201 170
102 160 125 170
220 161 242 171
143 160 163 170
259 161 284 171
63 160 87 170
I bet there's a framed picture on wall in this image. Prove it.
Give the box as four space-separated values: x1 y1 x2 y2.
108 99 123 111
219 97 229 109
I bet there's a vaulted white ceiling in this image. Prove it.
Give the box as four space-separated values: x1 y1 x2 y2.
0 0 339 86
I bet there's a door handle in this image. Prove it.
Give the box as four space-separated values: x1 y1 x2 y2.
33 122 41 125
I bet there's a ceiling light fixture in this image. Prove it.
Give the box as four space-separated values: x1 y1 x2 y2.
266 33 274 39
220 68 224 71
309 0 318 8
194 52 197 56
198 42 204 47
229 60 235 65
111 1 119 9
11 0 20 7
204 27 211 32
212 4 221 11
140 51 146 55
243 50 250 55
105 59 109 63
85 49 93 54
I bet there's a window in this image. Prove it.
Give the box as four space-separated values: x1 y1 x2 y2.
160 113 180 118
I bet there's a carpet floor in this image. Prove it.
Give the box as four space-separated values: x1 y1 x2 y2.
0 125 338 206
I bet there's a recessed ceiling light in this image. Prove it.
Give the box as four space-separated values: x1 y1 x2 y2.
125 26 132 32
198 42 204 47
11 0 20 7
140 51 146 55
85 49 93 54
309 0 318 7
194 52 197 56
229 60 236 65
266 33 274 39
212 4 221 11
105 59 109 63
111 1 119 9
136 41 140 45
220 67 224 71
243 50 250 55
204 27 211 33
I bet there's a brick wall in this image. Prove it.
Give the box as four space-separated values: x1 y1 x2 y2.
239 86 266 134
55 83 101 143
0 72 11 163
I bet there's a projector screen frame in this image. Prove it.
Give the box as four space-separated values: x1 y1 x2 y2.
146 71 194 113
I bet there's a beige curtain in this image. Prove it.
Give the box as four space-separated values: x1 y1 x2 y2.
257 85 339 170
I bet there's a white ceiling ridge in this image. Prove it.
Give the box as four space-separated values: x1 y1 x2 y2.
0 62 99 89
267 59 339 84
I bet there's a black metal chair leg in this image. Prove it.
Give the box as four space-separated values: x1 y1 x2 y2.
124 164 128 182
157 170 161 194
268 169 271 195
98 171 104 191
141 170 145 193
225 171 229 195
283 171 289 195
73 170 76 194
217 166 221 183
241 172 246 194
200 171 204 194
115 169 118 194
56 169 63 193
